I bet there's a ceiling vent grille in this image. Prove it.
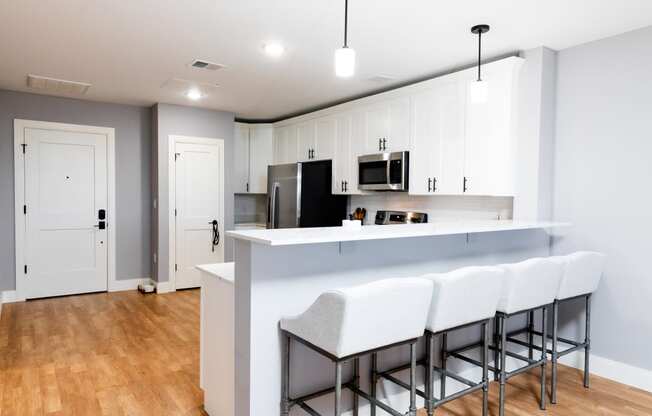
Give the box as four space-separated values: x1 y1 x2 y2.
27 74 91 95
190 59 225 71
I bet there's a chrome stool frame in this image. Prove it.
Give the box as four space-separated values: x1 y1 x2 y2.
506 293 592 403
447 305 549 416
377 319 491 416
280 331 420 416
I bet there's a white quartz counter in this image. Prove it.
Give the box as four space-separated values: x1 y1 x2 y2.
226 220 569 246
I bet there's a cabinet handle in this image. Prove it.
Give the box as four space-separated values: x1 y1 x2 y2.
341 181 344 192
382 138 387 151
433 177 437 192
427 178 432 192
463 177 468 193
246 182 249 193
378 139 382 151
344 181 348 192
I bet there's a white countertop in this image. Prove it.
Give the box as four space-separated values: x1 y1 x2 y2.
196 262 235 283
226 220 570 246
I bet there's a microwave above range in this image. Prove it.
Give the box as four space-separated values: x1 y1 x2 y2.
358 151 409 191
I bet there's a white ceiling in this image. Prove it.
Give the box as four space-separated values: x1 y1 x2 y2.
1 1 652 120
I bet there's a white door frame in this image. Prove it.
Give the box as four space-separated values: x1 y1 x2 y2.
168 135 225 291
13 119 117 301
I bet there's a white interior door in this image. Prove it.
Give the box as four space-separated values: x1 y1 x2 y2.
24 127 108 299
175 140 224 289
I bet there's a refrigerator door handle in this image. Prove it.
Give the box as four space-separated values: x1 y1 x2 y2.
269 181 280 229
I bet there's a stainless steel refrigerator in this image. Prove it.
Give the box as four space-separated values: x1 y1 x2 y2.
266 160 347 229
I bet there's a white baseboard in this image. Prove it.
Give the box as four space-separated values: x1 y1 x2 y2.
1 290 22 303
155 280 174 294
559 350 652 393
108 278 151 292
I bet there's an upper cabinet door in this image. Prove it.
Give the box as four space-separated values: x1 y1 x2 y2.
273 125 299 164
296 121 315 162
234 123 250 193
386 97 411 152
435 78 467 195
249 125 274 194
463 65 517 196
365 104 389 153
409 90 438 195
314 117 337 161
332 114 351 195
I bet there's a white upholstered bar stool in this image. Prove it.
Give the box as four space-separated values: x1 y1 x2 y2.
279 278 433 416
377 266 506 416
493 258 563 416
547 251 606 403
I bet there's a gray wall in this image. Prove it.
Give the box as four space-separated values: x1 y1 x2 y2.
154 104 235 282
0 89 152 290
553 26 652 371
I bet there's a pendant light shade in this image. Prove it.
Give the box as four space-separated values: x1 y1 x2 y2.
335 0 355 78
470 24 490 104
335 47 356 77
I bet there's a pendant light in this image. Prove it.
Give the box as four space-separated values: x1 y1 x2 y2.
335 0 355 77
470 24 490 103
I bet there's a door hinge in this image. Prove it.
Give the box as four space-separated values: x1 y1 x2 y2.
174 152 181 161
21 143 27 154
24 265 28 274
174 209 177 217
23 205 27 215
175 264 178 272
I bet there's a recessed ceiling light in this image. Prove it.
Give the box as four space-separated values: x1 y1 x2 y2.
263 43 285 58
186 88 203 100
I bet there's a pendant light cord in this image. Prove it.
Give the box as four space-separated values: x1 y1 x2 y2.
477 30 482 82
343 0 349 48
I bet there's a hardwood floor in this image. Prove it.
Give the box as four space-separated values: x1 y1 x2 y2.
0 290 205 416
1 290 651 415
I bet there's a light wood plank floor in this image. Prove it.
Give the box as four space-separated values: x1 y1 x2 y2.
1 290 651 415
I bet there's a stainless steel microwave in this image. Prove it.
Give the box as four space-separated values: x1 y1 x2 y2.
358 151 409 191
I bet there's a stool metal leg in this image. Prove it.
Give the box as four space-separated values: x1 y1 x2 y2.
425 332 434 416
353 358 360 416
482 322 489 416
551 300 559 404
528 310 535 360
335 361 342 416
584 294 592 388
370 352 377 416
441 332 447 400
540 306 548 411
281 334 290 416
493 317 500 381
499 314 507 416
409 343 417 416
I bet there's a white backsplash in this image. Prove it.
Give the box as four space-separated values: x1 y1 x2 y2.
349 194 513 225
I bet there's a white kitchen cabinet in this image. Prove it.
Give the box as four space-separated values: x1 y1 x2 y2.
249 125 274 193
234 123 250 194
314 117 336 161
409 78 466 195
462 63 518 196
364 97 411 154
332 111 364 195
235 123 274 194
296 121 315 162
273 125 298 164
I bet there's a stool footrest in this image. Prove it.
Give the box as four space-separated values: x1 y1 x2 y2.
348 385 404 416
290 381 355 408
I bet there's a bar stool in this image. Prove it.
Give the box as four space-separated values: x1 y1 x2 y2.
448 258 563 416
547 251 606 403
379 266 506 416
279 277 433 416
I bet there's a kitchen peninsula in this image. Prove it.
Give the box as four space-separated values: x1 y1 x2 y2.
213 220 568 416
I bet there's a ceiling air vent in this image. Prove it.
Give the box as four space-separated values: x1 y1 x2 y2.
27 74 91 95
189 59 225 71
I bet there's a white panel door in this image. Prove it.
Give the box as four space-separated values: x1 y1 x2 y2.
386 97 411 152
409 89 438 195
365 104 389 153
234 123 250 193
249 125 274 193
25 127 108 298
436 78 467 194
332 114 350 194
175 141 224 289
